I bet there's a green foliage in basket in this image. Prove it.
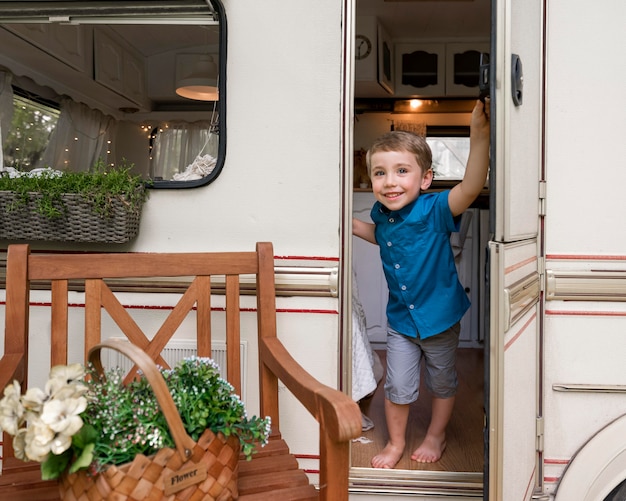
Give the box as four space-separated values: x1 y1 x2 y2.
0 357 271 480
0 160 150 219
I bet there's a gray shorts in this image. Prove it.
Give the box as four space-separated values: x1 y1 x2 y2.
384 323 460 404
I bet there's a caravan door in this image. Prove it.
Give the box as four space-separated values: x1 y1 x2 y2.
487 0 544 500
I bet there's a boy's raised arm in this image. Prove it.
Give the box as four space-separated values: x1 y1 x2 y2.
353 217 377 245
448 99 490 217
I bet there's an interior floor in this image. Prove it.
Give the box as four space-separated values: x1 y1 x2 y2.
352 348 484 472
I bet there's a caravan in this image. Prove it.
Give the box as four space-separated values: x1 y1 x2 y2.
0 1 625 499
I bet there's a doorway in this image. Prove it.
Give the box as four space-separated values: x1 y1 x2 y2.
349 0 491 493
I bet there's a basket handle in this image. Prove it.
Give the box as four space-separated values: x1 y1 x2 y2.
88 339 196 461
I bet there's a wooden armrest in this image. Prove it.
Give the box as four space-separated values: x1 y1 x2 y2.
260 337 362 443
0 354 25 391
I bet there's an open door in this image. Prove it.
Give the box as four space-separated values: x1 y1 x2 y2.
487 0 544 500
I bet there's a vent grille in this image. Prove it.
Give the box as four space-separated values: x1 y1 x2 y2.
104 339 247 400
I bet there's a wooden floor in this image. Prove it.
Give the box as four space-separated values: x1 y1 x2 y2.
352 348 484 472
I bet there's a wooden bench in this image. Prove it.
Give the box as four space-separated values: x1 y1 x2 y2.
0 242 361 500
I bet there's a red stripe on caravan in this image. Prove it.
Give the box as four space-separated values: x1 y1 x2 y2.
275 255 339 262
504 312 537 351
523 465 537 501
295 453 320 475
546 254 626 261
0 249 340 262
544 476 560 483
546 310 626 317
25 301 338 315
505 255 537 275
544 458 569 465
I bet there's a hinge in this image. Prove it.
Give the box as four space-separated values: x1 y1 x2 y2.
536 416 544 453
531 493 552 501
537 257 545 292
538 180 547 216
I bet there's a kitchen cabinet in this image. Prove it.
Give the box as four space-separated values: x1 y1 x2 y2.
94 28 146 106
395 41 489 97
394 43 445 97
445 42 490 96
5 23 89 73
352 191 487 348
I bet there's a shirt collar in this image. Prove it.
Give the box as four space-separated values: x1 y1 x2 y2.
377 197 419 219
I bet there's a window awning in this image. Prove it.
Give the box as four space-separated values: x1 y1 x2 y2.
0 1 218 23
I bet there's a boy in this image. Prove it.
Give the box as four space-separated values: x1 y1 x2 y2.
353 99 490 468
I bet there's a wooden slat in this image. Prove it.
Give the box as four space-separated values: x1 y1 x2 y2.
50 279 68 366
196 275 212 358
238 452 299 477
84 279 102 361
27 251 259 281
237 469 312 496
238 484 318 501
225 273 241 395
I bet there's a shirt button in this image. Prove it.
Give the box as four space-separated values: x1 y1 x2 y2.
401 285 407 290
394 264 400 269
388 217 395 223
409 304 415 310
387 241 392 247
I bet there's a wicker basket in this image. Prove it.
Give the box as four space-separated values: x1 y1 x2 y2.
59 339 240 501
0 191 143 243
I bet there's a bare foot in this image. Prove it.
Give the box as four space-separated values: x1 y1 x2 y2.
371 442 404 469
410 434 446 463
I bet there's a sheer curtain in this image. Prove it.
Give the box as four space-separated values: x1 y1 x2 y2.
150 121 216 181
0 71 14 171
39 97 116 172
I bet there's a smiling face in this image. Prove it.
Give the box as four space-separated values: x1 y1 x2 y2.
365 131 434 211
369 149 433 211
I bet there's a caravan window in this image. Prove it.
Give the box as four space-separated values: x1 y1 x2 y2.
2 91 60 170
0 0 225 188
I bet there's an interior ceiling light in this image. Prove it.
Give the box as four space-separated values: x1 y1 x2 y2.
175 54 218 101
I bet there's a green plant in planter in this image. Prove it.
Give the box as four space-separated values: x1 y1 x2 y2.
0 160 150 219
0 357 271 480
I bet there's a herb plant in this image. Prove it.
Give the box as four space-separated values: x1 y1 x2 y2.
0 160 149 219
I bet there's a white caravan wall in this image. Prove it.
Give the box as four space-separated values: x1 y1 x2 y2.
138 0 345 257
545 0 626 255
543 1 626 495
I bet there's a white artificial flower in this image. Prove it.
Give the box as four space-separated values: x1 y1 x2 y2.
40 397 86 436
12 428 28 461
50 432 73 455
24 420 55 462
22 387 48 415
0 381 24 435
49 363 85 385
46 364 86 398
50 382 88 401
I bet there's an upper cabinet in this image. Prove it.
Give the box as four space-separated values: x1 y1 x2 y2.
355 16 394 98
394 43 445 96
395 41 489 97
94 29 147 107
5 23 90 73
445 42 490 96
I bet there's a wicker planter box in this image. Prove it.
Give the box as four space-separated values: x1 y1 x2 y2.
0 190 143 243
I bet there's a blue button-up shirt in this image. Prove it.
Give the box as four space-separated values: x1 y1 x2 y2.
371 190 470 339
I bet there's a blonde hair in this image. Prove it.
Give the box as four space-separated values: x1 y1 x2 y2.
365 130 432 177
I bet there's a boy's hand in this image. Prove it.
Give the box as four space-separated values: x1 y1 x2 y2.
448 98 491 217
470 98 490 142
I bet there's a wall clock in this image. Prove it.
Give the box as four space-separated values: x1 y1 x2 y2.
355 34 372 60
